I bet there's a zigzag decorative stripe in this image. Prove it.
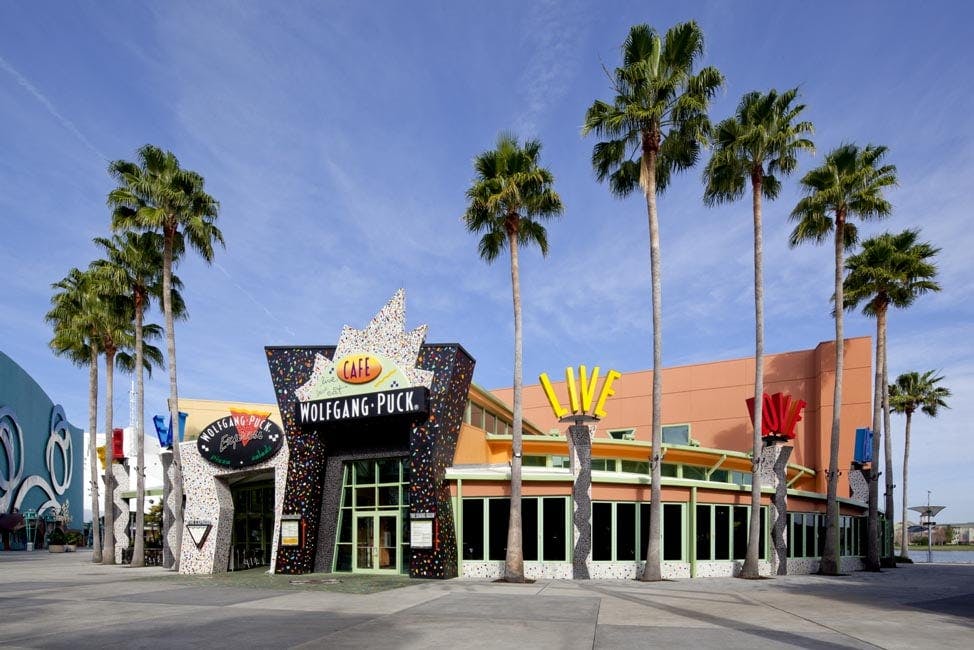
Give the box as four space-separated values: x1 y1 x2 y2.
112 463 130 563
161 452 176 568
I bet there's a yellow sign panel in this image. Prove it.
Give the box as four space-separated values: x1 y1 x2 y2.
539 365 621 420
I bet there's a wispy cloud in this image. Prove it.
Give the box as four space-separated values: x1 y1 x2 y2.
0 54 108 162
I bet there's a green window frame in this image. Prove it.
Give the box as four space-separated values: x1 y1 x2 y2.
592 501 685 562
608 428 635 440
334 458 410 573
695 504 767 561
662 424 690 445
460 496 569 562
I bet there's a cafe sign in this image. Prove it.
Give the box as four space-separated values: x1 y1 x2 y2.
196 409 284 468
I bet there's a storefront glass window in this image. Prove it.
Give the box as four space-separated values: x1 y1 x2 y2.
462 500 484 560
593 502 612 561
615 503 637 560
542 498 566 561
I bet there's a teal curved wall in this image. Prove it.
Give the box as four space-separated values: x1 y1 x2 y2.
1 351 83 525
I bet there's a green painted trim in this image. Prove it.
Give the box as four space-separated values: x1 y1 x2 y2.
689 487 697 577
120 488 164 499
787 467 808 488
456 478 463 576
705 454 728 479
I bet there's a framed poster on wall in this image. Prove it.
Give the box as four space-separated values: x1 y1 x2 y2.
280 516 302 547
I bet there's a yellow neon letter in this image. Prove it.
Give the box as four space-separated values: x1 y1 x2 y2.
565 366 580 413
579 365 601 414
539 372 568 419
594 369 622 418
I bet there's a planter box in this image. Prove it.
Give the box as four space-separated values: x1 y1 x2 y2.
48 544 65 553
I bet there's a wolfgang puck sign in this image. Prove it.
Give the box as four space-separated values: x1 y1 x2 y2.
296 386 429 426
197 409 284 467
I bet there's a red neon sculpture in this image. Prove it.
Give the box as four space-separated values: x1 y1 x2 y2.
745 392 806 439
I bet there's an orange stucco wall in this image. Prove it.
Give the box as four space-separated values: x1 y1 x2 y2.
490 337 872 498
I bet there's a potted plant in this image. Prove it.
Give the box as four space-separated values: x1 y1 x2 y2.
65 531 84 552
47 528 67 553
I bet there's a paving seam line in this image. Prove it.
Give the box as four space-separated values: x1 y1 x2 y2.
741 592 886 649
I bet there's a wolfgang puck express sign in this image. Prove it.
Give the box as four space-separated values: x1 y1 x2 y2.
197 409 284 467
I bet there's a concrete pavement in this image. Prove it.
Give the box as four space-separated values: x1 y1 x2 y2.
1 550 971 648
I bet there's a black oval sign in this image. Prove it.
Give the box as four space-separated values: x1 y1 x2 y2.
196 414 284 468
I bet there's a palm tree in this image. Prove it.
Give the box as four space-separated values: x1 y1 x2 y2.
703 88 814 578
844 230 941 569
47 268 103 563
463 133 563 582
889 371 950 556
108 144 222 571
93 232 180 567
583 21 722 581
789 144 897 574
89 269 138 565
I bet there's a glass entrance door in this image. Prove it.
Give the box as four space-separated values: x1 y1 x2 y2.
354 512 398 572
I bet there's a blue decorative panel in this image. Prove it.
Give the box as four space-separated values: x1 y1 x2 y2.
1 351 83 525
854 427 873 464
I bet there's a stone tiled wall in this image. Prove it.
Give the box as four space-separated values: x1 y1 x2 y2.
178 438 290 575
461 561 691 580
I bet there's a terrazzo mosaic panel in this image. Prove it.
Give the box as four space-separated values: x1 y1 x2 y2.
694 560 774 577
266 346 334 574
408 345 474 579
569 425 593 580
161 451 175 568
111 463 130 563
849 469 869 503
461 562 691 580
788 558 819 574
179 437 290 574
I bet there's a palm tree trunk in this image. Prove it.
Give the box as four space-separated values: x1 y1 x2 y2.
641 147 663 582
131 298 146 567
505 229 525 582
865 309 883 570
102 346 116 565
88 344 102 563
882 345 895 566
900 411 913 556
821 215 845 575
742 176 764 579
163 226 185 571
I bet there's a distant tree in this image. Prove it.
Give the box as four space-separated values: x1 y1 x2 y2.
889 370 950 556
941 525 956 546
790 143 897 575
704 88 813 578
843 229 940 568
109 145 222 570
463 133 563 582
583 21 722 581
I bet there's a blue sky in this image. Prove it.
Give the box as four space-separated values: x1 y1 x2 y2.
2 1 972 522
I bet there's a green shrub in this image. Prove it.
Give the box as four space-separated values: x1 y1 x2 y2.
47 528 67 545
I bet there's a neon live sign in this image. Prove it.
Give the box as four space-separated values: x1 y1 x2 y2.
745 392 806 439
